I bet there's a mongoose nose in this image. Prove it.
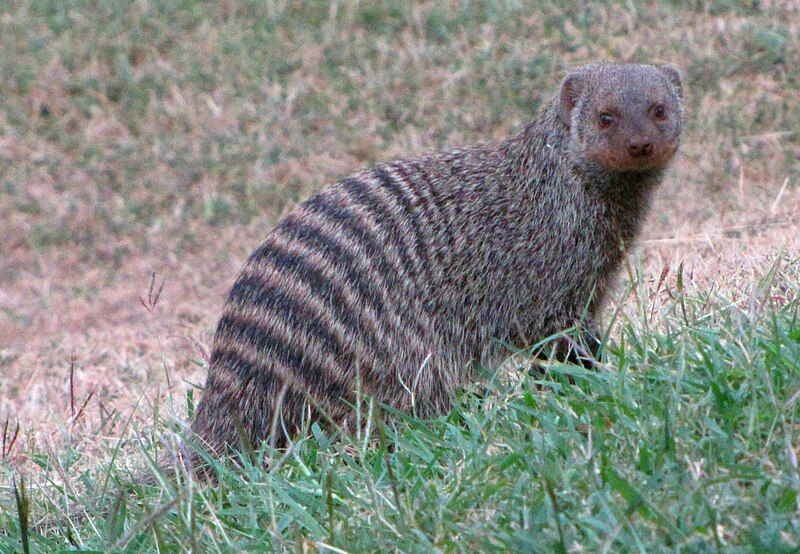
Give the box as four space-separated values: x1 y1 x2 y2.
627 142 654 158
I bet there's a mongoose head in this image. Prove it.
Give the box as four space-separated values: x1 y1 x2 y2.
558 63 683 174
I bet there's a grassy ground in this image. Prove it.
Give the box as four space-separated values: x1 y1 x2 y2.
1 0 799 551
3 264 800 551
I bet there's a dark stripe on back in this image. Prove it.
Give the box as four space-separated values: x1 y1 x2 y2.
209 345 341 449
299 187 433 332
215 311 352 403
300 191 400 287
406 160 458 256
274 215 429 341
339 177 419 287
228 275 347 360
227 251 387 371
389 162 446 267
209 346 277 391
372 167 432 281
273 218 386 321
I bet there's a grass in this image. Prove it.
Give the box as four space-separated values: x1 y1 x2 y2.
1 0 800 551
2 259 800 551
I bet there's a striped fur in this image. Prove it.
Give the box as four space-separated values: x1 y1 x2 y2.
190 63 684 456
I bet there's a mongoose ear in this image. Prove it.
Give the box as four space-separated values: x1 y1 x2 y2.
558 68 591 128
658 65 683 99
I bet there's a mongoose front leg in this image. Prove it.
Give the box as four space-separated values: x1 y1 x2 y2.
528 320 602 375
557 320 602 370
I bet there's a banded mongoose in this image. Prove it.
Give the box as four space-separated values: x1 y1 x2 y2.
191 62 684 456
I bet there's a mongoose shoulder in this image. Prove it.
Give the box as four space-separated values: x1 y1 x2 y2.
190 62 684 455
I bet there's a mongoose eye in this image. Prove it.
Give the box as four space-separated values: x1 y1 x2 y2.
652 104 667 119
598 112 615 127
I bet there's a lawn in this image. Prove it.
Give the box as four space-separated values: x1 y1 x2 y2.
1 0 799 551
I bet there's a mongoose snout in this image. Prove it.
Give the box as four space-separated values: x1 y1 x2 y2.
627 141 653 158
190 62 684 459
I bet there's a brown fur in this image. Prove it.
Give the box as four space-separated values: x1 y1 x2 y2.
190 62 684 457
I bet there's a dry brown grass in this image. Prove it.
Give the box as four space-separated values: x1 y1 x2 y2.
1 0 799 471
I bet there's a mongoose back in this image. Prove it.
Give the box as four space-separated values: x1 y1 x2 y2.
191 62 684 456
